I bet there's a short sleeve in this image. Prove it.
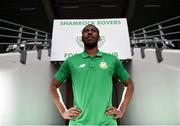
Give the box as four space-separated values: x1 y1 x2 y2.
114 58 129 83
54 59 70 83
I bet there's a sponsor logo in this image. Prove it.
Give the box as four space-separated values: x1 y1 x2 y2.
79 63 86 68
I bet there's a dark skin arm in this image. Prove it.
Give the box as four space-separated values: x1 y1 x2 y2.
49 79 81 120
105 79 134 118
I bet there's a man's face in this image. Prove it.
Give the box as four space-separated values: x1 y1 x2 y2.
82 25 100 49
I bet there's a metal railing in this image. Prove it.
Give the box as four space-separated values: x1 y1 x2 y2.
130 15 180 62
0 19 52 64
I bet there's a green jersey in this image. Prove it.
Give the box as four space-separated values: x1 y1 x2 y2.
54 51 129 125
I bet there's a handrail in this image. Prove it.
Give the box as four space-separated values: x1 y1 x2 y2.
0 19 50 34
0 18 52 64
130 15 180 63
132 15 180 32
130 15 180 48
0 27 20 33
0 19 51 50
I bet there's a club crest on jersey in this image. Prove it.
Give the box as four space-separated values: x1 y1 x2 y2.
99 61 108 69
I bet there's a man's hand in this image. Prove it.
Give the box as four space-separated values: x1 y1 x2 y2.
62 107 81 120
105 106 124 119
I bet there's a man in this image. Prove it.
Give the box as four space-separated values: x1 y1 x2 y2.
50 24 134 125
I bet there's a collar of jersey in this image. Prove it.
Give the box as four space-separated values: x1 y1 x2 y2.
81 51 102 58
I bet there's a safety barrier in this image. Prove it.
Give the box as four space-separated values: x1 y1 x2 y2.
0 19 52 64
130 16 180 62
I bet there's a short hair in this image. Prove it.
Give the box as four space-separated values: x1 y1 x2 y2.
82 24 99 34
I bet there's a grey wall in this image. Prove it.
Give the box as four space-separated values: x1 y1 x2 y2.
0 49 180 125
120 48 180 125
0 50 66 125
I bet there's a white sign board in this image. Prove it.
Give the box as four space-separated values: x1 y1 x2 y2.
51 18 131 61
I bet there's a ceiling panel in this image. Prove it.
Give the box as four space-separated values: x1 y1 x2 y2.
0 0 180 33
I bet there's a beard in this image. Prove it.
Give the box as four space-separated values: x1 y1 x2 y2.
83 41 98 49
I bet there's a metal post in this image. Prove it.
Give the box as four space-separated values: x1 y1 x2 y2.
158 24 167 48
16 26 23 52
140 28 147 58
33 31 38 49
44 33 48 49
131 32 136 56
155 24 165 62
132 32 137 47
20 41 27 64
